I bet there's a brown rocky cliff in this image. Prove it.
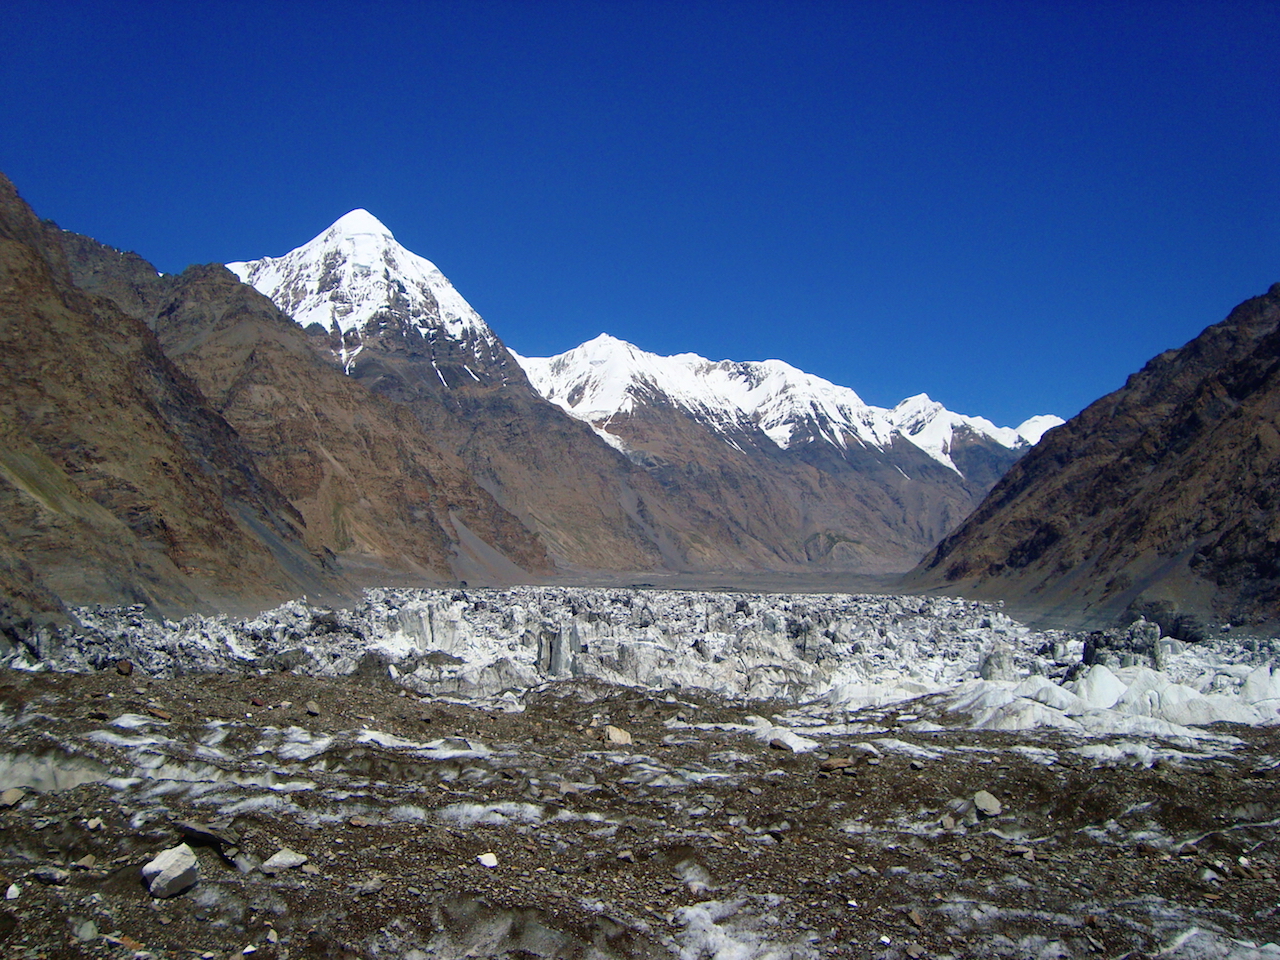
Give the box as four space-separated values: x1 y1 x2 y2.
61 244 554 583
0 173 342 621
913 284 1280 628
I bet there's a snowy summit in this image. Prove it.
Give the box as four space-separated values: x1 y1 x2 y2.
227 209 495 364
516 334 1062 473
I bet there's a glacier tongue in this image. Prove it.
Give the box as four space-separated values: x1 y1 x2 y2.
29 588 1278 741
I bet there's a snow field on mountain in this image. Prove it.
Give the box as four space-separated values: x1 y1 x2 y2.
224 209 1062 474
226 209 495 345
516 334 1064 473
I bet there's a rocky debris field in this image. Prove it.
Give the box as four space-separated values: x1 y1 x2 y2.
0 589 1277 959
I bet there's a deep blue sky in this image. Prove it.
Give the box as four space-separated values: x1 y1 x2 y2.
3 1 1277 426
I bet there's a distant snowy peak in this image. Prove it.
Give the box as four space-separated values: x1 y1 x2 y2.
226 209 495 356
516 335 1063 473
890 395 1063 464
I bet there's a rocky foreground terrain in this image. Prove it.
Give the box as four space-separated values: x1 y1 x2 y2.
0 589 1277 959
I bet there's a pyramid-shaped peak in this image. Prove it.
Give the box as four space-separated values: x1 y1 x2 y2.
327 208 394 240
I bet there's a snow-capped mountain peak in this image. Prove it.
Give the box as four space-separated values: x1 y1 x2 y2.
325 207 395 239
516 336 1063 475
226 210 495 359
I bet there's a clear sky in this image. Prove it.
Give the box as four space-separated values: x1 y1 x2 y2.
3 0 1277 427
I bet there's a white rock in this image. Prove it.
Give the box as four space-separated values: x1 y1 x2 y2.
260 848 309 874
477 852 498 868
973 790 1002 817
141 843 199 898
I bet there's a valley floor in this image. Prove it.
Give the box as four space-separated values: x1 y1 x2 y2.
0 588 1276 959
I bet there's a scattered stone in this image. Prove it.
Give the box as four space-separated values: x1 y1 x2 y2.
0 789 24 809
177 820 239 848
146 706 173 721
349 815 375 827
910 759 925 771
617 850 635 863
477 852 498 868
3 884 17 900
301 863 321 876
86 817 104 830
31 866 69 885
350 876 385 895
116 659 133 676
604 725 632 745
142 843 200 898
940 814 956 830
260 849 309 875
819 757 855 772
973 790 1002 817
73 854 97 869
306 701 321 716
73 918 98 941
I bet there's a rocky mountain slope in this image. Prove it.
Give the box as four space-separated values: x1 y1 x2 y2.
230 211 1059 575
517 335 1060 570
0 174 347 632
63 236 555 587
913 283 1280 629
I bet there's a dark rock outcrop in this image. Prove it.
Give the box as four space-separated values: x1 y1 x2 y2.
913 283 1280 628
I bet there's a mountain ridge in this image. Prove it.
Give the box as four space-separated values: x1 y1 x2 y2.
227 209 1061 575
911 282 1280 629
515 332 1060 475
0 172 350 630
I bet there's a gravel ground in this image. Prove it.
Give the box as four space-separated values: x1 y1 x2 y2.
0 661 1277 960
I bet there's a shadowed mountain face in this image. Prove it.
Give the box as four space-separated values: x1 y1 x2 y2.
0 174 344 630
913 284 1280 630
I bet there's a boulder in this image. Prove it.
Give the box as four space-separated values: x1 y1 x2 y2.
141 844 199 898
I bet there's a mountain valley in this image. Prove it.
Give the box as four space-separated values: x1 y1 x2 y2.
0 174 1065 629
0 171 1278 959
